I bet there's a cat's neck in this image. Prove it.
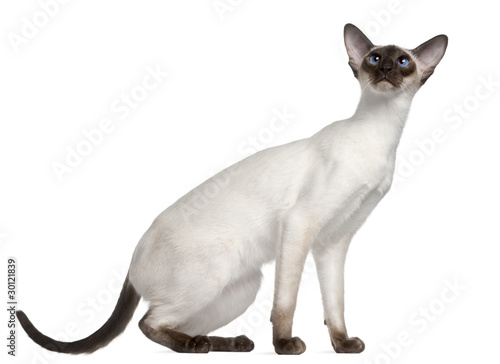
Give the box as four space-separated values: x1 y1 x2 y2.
351 88 415 150
353 88 414 127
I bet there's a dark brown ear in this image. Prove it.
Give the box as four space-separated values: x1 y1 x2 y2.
412 35 448 84
344 23 374 77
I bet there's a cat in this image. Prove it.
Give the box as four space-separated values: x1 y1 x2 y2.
17 23 447 355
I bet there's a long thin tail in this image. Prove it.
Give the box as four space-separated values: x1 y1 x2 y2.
16 273 141 354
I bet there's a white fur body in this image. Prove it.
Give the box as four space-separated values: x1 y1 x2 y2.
129 87 413 336
15 24 447 356
127 25 449 351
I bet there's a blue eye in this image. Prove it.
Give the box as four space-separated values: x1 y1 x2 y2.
398 57 410 67
369 55 380 64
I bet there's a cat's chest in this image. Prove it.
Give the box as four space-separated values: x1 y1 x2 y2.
330 135 397 192
328 119 399 189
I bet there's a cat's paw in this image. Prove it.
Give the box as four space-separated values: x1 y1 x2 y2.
231 335 255 352
274 337 306 355
332 336 365 353
188 335 212 353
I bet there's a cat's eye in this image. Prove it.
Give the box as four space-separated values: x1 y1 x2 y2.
369 55 381 64
398 57 410 67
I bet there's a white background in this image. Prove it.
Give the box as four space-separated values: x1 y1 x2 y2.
1 1 499 363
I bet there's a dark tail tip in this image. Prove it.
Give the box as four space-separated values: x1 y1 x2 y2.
16 274 141 354
16 310 68 353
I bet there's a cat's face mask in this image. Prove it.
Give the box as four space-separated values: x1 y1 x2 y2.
344 24 448 95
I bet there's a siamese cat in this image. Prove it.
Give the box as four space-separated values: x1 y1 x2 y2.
17 24 447 355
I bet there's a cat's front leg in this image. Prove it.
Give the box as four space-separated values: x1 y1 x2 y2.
312 235 365 353
270 222 315 355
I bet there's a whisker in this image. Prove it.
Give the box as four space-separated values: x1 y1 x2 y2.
400 82 411 93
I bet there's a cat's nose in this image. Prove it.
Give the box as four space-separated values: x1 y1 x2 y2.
380 62 393 74
380 65 392 75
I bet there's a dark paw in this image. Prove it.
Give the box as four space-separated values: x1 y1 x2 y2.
332 336 365 353
274 337 306 355
231 335 255 352
189 335 212 353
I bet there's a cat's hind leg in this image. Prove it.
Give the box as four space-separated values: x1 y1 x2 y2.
139 314 212 353
206 335 254 352
139 270 261 353
178 269 262 352
138 315 255 353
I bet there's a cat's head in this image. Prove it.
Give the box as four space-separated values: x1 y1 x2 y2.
344 24 447 94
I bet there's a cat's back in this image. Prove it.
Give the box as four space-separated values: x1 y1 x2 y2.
129 137 319 287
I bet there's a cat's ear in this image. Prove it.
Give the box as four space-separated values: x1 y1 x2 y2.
411 35 448 84
344 23 374 77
